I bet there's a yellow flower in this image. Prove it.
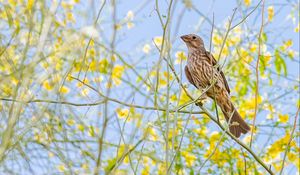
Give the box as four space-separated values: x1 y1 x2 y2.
80 88 89 96
116 108 129 119
43 80 54 91
178 89 190 105
57 164 66 172
242 95 263 110
244 0 251 6
27 0 34 10
181 151 197 167
59 86 70 94
267 6 274 21
278 114 289 123
143 44 151 54
175 51 187 64
210 131 221 143
144 127 158 141
48 152 54 158
158 164 166 175
99 58 108 73
212 34 222 45
266 113 274 120
249 43 257 53
77 78 89 87
67 119 75 126
112 65 125 86
141 164 150 175
158 78 167 88
170 94 177 102
283 39 293 48
153 36 163 47
81 163 89 170
127 21 134 29
287 152 297 162
77 124 85 132
193 127 208 137
66 12 75 22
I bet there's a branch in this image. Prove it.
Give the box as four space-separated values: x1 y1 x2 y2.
250 0 265 147
279 107 300 175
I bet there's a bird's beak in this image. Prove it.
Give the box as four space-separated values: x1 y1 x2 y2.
180 35 189 42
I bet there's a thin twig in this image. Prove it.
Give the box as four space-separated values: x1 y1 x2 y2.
250 0 265 148
279 107 300 175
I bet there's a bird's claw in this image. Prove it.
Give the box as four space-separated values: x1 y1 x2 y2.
195 97 207 106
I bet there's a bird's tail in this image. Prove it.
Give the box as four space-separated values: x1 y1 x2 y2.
217 99 250 138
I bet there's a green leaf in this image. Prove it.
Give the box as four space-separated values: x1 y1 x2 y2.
261 32 268 42
274 49 287 76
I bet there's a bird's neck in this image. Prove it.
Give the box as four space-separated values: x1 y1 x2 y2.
188 46 205 56
188 46 205 53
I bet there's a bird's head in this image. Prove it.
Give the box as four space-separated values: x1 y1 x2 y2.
180 34 205 51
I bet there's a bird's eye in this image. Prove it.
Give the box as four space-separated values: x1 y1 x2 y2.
192 36 196 39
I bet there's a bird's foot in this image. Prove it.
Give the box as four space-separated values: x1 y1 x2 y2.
195 97 207 106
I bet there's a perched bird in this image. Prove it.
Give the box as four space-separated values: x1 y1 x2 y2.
181 34 250 138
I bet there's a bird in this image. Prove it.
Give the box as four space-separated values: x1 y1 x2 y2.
180 34 250 138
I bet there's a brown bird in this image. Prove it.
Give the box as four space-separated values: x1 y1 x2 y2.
181 34 250 138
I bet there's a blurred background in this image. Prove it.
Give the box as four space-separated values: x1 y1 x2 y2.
0 0 299 174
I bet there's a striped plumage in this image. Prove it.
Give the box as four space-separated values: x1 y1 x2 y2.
181 34 250 138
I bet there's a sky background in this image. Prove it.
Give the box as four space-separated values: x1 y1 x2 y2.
0 0 299 174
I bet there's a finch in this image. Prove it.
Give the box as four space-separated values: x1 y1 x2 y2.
181 34 250 138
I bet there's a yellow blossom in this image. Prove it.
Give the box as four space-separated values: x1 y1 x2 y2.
210 131 221 143
244 0 251 6
283 39 293 49
212 34 222 45
116 108 129 119
77 124 85 132
77 78 89 87
170 94 177 102
99 58 108 73
278 114 289 123
66 12 75 22
127 22 134 29
178 89 190 105
59 86 70 94
153 36 163 47
144 127 158 141
158 164 166 175
27 0 34 10
80 88 89 96
48 152 54 158
242 95 263 110
112 65 125 86
181 151 197 167
249 43 257 53
267 6 274 21
143 44 151 54
57 164 66 172
141 164 150 175
43 80 54 91
175 51 187 64
81 163 89 170
67 119 75 126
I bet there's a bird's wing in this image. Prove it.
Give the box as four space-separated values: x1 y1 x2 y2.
205 51 231 94
184 66 197 88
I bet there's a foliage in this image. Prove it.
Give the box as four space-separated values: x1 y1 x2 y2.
0 0 299 174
